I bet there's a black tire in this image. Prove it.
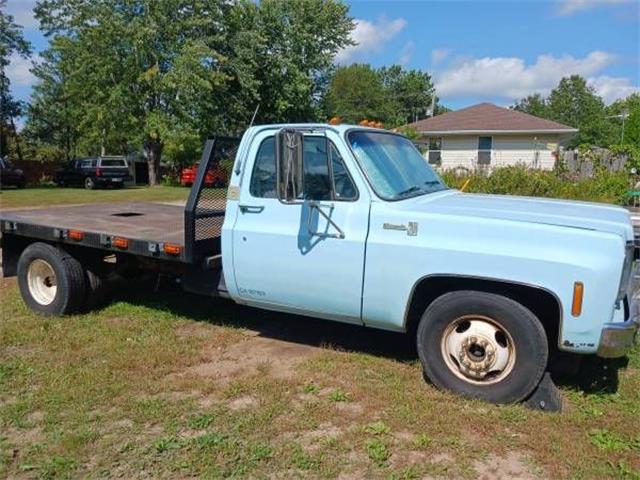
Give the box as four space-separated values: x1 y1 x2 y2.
84 177 95 190
83 267 111 311
17 243 86 316
417 290 548 404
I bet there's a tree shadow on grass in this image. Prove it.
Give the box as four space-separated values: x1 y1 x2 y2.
110 277 632 395
110 276 418 363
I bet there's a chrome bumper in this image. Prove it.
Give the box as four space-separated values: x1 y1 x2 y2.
597 297 639 358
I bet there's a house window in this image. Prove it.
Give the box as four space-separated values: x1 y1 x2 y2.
427 137 442 165
477 136 492 165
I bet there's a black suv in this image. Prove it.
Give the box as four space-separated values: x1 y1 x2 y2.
55 156 130 189
0 156 26 188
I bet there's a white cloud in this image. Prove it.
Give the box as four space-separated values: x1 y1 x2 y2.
335 16 407 64
435 51 616 99
6 53 36 87
431 48 450 66
399 41 414 66
4 0 39 28
557 0 632 16
588 76 640 103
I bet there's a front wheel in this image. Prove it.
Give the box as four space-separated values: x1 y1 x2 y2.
417 290 548 404
84 177 95 190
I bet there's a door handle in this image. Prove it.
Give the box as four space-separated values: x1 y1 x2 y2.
239 204 264 213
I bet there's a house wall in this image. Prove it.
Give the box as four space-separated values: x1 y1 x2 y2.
425 134 560 171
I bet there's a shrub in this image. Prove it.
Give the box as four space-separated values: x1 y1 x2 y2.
441 165 629 204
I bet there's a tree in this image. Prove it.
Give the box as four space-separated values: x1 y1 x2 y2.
31 0 353 184
513 75 617 148
325 64 439 127
0 0 31 158
378 66 435 125
324 64 390 124
607 93 640 146
546 76 612 147
512 93 549 118
24 43 82 161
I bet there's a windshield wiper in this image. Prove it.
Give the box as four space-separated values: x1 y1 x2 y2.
395 185 423 198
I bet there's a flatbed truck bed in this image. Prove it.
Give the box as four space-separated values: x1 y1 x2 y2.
2 202 204 263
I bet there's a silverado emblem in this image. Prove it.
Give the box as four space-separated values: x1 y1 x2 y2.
383 222 418 236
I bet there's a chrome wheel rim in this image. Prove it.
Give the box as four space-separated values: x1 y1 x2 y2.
441 315 516 385
27 259 57 305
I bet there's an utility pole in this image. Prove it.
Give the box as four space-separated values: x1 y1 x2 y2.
606 111 629 144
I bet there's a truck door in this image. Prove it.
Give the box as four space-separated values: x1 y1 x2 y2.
231 130 370 324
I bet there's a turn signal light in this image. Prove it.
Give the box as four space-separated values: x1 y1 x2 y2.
113 237 129 249
571 282 584 317
163 243 182 256
68 230 85 241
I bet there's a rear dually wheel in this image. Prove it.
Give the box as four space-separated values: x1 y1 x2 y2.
17 242 86 316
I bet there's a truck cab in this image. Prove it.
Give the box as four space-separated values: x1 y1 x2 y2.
220 124 638 403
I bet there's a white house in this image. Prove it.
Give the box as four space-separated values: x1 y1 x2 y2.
407 103 578 171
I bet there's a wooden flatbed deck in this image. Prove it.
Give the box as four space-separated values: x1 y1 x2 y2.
2 202 190 246
1 201 226 263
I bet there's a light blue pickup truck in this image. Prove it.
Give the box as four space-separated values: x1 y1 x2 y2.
2 124 638 405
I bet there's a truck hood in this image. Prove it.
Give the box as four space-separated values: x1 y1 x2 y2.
402 190 634 241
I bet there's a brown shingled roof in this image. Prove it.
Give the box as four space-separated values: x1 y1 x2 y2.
407 103 577 134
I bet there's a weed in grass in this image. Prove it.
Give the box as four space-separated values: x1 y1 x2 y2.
290 445 322 471
153 436 185 454
187 413 215 430
414 433 432 449
41 455 77 478
589 429 635 451
365 421 390 435
366 438 390 466
303 383 320 394
609 460 640 480
192 431 228 450
249 442 273 462
498 406 528 423
388 466 421 480
329 389 349 402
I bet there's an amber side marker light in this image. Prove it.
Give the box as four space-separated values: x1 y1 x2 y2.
163 243 182 256
572 282 584 317
113 237 129 250
68 230 85 241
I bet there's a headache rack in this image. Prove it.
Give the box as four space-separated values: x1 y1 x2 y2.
184 136 241 263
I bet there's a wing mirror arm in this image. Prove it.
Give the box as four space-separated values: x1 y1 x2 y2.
307 201 345 239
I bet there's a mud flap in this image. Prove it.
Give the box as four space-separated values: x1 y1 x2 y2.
524 372 564 412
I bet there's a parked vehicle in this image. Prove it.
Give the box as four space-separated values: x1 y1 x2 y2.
54 156 130 189
2 124 638 406
180 163 226 187
0 156 26 188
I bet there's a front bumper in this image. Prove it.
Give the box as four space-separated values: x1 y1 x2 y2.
597 297 639 358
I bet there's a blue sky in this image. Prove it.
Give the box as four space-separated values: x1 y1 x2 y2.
5 0 640 112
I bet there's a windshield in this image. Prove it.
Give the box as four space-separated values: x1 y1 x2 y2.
100 158 126 167
348 131 447 200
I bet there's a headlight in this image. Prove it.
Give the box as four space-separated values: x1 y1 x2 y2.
617 242 635 301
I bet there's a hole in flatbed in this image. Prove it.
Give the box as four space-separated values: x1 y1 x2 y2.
111 212 144 217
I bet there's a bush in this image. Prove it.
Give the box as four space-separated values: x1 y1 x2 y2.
441 165 629 205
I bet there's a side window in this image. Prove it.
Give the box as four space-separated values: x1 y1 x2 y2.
303 137 357 201
303 137 332 201
250 137 277 198
330 144 357 200
249 135 357 201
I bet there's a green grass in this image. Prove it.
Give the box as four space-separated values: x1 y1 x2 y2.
0 185 189 209
1 279 639 479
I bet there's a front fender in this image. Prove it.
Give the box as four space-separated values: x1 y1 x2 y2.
362 205 625 354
